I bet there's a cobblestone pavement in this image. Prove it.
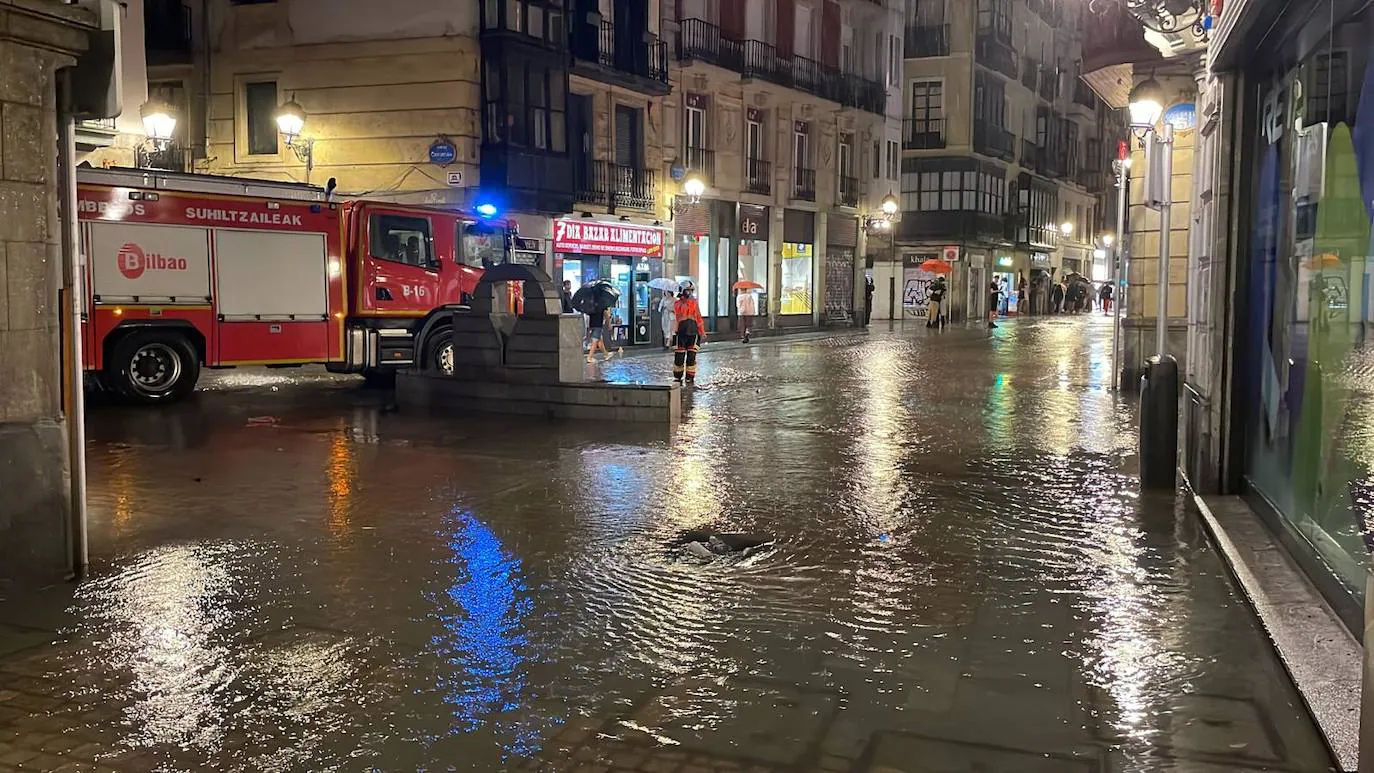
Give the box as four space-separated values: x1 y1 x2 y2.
0 316 1337 772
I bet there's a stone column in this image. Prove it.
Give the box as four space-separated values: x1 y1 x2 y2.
1121 68 1197 386
0 0 94 586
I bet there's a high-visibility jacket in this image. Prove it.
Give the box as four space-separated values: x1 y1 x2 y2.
673 297 706 336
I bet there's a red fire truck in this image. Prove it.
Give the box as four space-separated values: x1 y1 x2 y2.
77 167 511 402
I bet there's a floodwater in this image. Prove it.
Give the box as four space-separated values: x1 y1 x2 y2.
0 316 1335 772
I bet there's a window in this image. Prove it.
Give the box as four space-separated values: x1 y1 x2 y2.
911 80 943 129
485 0 563 44
780 242 814 315
244 80 278 156
746 0 772 42
873 141 881 178
974 74 1006 127
458 222 506 269
747 116 763 160
795 5 814 58
482 59 565 152
977 0 1011 37
686 104 707 149
886 140 899 179
794 126 810 171
370 215 433 268
839 137 853 181
888 36 901 85
903 163 1003 213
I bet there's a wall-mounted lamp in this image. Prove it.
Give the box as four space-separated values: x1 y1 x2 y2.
139 99 177 149
274 97 315 178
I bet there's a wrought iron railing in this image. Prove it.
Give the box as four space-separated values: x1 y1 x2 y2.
678 19 886 115
903 118 947 149
685 145 714 179
793 167 816 201
745 157 771 195
839 175 861 207
574 160 657 211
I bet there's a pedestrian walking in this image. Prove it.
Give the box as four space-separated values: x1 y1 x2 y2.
672 283 707 384
927 276 946 328
987 279 1001 329
1099 282 1114 314
561 280 575 314
659 289 675 350
1051 279 1065 314
736 289 757 343
1017 273 1028 315
586 306 612 362
864 275 875 325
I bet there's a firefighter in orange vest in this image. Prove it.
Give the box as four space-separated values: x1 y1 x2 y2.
672 283 707 384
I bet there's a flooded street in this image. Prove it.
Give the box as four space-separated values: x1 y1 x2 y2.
0 316 1335 772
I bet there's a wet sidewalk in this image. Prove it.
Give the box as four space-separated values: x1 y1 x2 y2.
0 316 1336 772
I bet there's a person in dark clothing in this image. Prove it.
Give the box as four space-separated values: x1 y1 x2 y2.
561 280 575 314
987 279 1001 329
1099 282 1114 314
1051 280 1066 313
864 275 875 325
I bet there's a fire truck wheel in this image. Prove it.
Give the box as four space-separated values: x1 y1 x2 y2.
110 331 200 403
423 327 455 376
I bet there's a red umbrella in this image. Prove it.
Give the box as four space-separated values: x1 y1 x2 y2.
920 259 953 274
732 280 764 291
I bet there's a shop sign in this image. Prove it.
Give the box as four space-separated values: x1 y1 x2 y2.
739 206 769 240
942 245 959 263
553 219 663 257
1031 252 1050 265
782 242 813 259
997 255 1015 267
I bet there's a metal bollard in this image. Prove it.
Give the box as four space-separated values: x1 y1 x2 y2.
1138 355 1179 490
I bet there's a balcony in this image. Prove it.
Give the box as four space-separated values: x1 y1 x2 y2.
145 0 192 66
904 24 950 58
677 18 887 116
839 176 862 208
903 118 947 150
685 145 715 180
575 160 657 211
745 157 771 195
1043 150 1067 179
975 32 1018 80
792 167 816 201
973 120 1015 162
480 144 574 214
898 210 1009 243
1072 81 1097 111
571 18 670 95
1076 166 1105 192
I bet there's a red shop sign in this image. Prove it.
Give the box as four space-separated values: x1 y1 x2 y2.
553 219 664 257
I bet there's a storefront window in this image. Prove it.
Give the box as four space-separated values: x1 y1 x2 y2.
739 239 769 317
1243 1 1374 604
781 242 814 315
680 236 714 319
609 260 632 330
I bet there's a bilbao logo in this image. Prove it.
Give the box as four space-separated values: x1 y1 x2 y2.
117 242 188 280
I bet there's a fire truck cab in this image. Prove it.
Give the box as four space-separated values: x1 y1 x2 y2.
77 167 511 403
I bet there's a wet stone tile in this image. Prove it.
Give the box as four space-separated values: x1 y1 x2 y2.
861 732 1099 772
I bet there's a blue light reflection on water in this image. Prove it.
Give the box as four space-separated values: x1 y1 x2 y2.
430 508 539 759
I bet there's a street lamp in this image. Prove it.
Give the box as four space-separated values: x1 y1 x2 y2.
139 99 177 149
1060 221 1074 237
274 97 315 178
1101 234 1114 247
1128 77 1166 138
881 192 899 217
681 172 706 202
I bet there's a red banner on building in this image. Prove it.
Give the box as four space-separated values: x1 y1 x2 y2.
553 219 664 257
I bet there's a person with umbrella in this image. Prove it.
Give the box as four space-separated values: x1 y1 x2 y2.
648 278 680 350
672 282 707 384
571 280 622 362
734 280 762 343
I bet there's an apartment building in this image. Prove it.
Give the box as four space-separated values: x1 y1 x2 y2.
669 0 904 332
885 0 1118 322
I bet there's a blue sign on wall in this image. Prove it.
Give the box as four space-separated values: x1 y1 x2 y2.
429 138 458 167
1163 103 1197 131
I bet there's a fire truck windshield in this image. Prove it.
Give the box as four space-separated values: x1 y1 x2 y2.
458 222 506 269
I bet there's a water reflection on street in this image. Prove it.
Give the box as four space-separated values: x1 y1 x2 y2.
0 316 1334 771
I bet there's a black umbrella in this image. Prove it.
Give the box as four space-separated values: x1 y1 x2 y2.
571 280 620 315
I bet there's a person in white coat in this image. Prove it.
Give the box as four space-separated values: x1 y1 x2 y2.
658 289 676 350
